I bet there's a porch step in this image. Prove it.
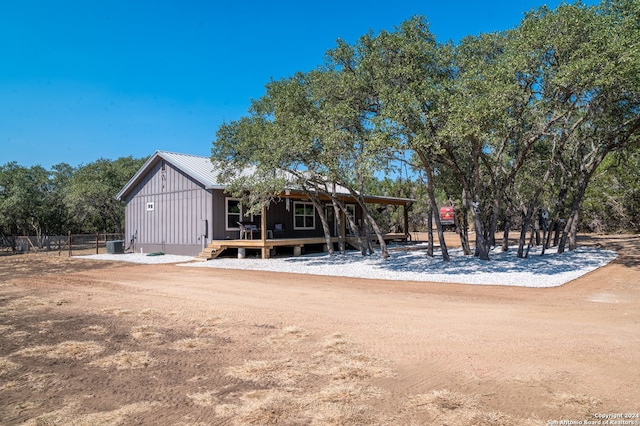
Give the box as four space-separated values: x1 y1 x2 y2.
196 244 227 261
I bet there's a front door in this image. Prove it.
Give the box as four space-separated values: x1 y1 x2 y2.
325 204 337 237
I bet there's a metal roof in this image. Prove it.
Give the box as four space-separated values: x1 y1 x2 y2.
115 151 222 200
116 150 414 205
157 151 225 189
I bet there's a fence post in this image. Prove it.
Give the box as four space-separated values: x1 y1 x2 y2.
95 233 99 254
68 231 72 257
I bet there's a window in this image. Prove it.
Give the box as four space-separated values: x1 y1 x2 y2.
294 202 315 230
146 202 155 211
226 198 242 230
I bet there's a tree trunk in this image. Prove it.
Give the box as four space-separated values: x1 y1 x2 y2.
558 217 570 254
524 217 535 258
558 166 598 253
354 195 389 258
501 215 510 252
457 203 471 255
473 217 490 260
341 203 367 256
351 223 367 256
308 194 334 255
550 183 569 248
363 218 374 255
427 208 434 257
568 208 580 251
416 151 450 261
488 199 500 248
331 199 345 254
558 203 583 253
517 207 534 258
364 211 383 256
425 164 449 261
544 220 554 248
516 181 549 257
464 188 490 260
540 209 549 256
552 220 562 247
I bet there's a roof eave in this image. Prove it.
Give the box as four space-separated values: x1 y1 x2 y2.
115 151 228 201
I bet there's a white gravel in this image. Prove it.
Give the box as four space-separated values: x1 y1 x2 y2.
74 253 195 265
76 245 617 288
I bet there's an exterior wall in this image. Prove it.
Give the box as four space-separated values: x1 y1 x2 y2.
265 200 322 238
122 156 367 256
211 189 245 240
210 195 362 240
123 159 213 256
119 152 400 257
265 201 294 236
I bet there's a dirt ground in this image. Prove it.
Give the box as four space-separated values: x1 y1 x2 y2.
1 234 639 425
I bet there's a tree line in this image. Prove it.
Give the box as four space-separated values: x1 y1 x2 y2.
0 157 147 250
211 0 640 260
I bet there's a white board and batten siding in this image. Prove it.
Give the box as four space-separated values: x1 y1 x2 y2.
123 158 212 256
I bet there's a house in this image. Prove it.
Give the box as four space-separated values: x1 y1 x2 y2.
116 151 413 258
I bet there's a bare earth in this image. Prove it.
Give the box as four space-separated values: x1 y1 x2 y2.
1 234 639 425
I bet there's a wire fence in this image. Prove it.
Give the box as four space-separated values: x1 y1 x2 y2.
1 233 125 256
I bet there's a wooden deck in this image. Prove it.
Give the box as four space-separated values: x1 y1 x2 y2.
197 233 409 260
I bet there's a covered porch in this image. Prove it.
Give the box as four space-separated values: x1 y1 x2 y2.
199 191 413 260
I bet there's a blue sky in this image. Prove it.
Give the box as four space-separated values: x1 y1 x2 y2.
1 1 596 169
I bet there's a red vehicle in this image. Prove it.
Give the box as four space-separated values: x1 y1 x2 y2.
439 206 456 232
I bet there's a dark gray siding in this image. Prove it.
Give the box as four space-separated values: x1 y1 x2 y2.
212 189 237 240
210 192 326 240
212 197 362 239
123 160 213 256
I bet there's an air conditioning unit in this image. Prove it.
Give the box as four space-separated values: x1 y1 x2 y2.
106 240 124 254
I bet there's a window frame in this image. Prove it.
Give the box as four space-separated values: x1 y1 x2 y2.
293 201 316 230
225 198 242 231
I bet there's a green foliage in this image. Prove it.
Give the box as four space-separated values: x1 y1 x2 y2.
0 162 51 239
364 176 430 232
65 157 147 233
582 150 640 232
0 156 146 243
211 0 639 257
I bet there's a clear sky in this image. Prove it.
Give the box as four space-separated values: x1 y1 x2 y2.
1 0 597 169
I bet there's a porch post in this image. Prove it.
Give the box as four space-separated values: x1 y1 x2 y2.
403 202 409 239
261 204 269 259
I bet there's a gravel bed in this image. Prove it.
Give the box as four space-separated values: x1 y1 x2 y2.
76 245 617 288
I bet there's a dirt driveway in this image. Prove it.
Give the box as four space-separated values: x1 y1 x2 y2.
1 234 639 425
